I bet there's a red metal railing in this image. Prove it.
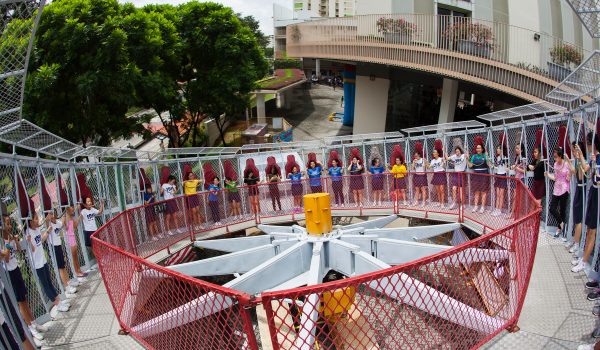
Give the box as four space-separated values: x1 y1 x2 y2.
92 172 540 350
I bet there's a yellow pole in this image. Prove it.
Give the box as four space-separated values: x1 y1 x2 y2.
303 193 332 235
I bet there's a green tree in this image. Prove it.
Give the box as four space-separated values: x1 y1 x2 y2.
176 2 268 146
23 0 149 146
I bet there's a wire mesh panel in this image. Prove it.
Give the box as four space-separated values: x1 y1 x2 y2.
0 0 44 127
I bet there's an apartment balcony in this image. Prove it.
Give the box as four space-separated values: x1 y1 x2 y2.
286 14 590 102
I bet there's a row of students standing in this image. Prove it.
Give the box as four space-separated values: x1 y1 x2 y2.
0 197 103 348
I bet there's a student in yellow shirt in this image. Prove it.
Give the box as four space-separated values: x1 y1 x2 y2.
183 172 204 226
389 156 407 206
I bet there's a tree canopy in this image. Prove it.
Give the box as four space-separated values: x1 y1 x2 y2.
22 0 268 147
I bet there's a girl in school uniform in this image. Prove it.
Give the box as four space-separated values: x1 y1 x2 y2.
411 144 428 207
446 146 466 209
467 140 490 214
491 145 509 216
368 158 386 206
428 147 446 208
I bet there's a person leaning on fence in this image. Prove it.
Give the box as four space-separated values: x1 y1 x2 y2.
389 156 407 206
428 148 447 208
287 166 303 213
528 147 546 206
160 175 182 235
572 133 600 274
25 212 71 317
328 159 344 206
368 158 386 206
266 157 283 212
566 142 587 255
348 157 365 206
467 142 490 214
244 170 260 215
545 147 574 239
224 178 242 218
143 185 159 241
446 146 466 210
80 197 104 261
183 172 204 227
491 145 509 217
1 215 47 346
207 177 222 225
46 209 78 298
411 149 428 208
306 160 324 193
62 206 87 279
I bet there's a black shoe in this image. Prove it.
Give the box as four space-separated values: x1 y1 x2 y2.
593 305 600 317
587 281 600 290
588 291 600 301
593 327 600 338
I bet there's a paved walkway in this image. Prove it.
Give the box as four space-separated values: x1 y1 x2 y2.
270 84 352 141
41 228 598 349
485 232 597 349
43 272 143 349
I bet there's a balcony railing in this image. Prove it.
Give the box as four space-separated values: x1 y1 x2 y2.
287 14 591 100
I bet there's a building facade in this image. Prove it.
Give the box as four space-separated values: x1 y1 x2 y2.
277 0 600 134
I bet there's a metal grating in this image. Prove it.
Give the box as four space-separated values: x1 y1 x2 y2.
478 102 567 123
546 51 600 103
563 0 600 38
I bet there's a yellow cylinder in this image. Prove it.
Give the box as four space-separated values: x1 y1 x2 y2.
303 193 332 235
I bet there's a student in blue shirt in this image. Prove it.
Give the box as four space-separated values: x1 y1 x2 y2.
307 160 323 193
207 177 222 225
328 159 344 205
288 166 304 212
368 158 386 206
143 184 159 239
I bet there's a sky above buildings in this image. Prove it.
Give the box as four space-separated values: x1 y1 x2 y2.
119 0 290 35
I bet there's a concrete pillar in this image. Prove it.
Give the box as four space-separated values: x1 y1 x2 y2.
316 59 321 78
353 74 390 134
343 64 356 127
438 78 459 125
256 93 266 123
276 92 284 109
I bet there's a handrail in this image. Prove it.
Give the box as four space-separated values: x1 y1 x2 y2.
92 172 541 350
286 13 591 100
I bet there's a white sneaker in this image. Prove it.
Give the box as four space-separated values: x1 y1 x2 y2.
572 261 587 273
69 280 80 287
479 206 485 214
472 206 479 213
50 306 58 319
29 325 44 340
90 264 98 270
33 337 45 348
56 303 70 312
66 286 77 294
569 245 579 254
65 291 77 299
561 236 568 242
578 344 595 350
572 257 582 266
33 321 48 333
215 222 222 225
448 202 456 210
176 228 185 234
564 241 574 249
77 277 87 283
491 210 501 217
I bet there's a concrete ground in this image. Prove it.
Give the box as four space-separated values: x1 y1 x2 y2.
40 224 598 349
269 83 352 141
484 231 598 350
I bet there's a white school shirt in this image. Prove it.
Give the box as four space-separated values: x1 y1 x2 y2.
430 158 444 172
5 239 18 271
449 154 467 172
81 208 99 232
25 227 47 269
49 221 63 247
413 159 425 172
495 155 507 175
162 183 176 200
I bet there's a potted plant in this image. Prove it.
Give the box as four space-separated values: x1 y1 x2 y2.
444 21 494 58
376 17 417 44
548 43 583 81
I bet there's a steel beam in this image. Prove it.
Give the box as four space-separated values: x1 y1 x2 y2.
364 223 461 241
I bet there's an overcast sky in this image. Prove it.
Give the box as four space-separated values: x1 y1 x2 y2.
119 0 290 35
